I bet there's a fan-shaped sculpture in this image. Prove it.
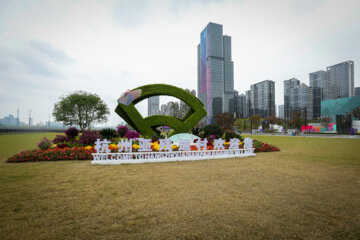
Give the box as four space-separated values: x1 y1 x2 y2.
115 84 207 137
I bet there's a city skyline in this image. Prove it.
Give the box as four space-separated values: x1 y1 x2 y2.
1 0 360 126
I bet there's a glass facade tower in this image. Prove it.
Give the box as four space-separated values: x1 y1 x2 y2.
148 96 159 116
284 78 300 119
326 61 354 100
249 80 275 118
197 22 234 124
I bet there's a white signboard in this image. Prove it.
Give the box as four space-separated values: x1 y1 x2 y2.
91 137 255 165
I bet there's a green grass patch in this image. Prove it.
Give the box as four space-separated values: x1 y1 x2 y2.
0 134 359 239
0 133 58 161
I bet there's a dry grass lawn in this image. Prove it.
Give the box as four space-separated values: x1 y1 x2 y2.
0 134 359 239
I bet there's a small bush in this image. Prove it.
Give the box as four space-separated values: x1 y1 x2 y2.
224 131 243 142
65 127 79 139
125 131 140 139
191 127 201 136
117 125 128 137
79 130 100 145
37 137 52 151
100 128 118 140
203 124 223 138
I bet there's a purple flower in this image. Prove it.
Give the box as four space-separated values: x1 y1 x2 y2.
117 125 128 137
124 131 140 139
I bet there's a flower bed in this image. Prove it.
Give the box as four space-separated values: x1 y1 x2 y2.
7 147 95 163
7 139 279 163
253 140 280 152
6 127 280 163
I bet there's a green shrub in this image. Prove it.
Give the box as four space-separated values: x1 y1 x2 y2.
224 131 244 142
100 128 118 140
191 127 201 136
203 124 223 138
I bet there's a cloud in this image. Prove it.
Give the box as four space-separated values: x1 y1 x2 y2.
113 0 150 28
0 0 359 125
29 40 73 63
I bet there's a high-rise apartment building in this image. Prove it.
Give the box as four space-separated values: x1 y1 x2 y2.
284 79 320 120
249 80 275 118
278 105 284 119
355 87 360 96
290 83 312 120
148 96 160 116
309 70 327 100
326 60 354 100
245 90 251 118
197 22 234 124
284 78 300 119
234 91 247 118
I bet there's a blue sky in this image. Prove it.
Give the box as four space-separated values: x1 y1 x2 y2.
0 0 359 126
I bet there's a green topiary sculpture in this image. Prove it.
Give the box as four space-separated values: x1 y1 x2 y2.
115 84 207 137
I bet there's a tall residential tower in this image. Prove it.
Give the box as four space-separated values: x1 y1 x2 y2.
249 80 275 118
326 60 354 100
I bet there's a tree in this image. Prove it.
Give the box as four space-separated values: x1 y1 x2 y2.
249 115 261 129
214 112 235 132
53 91 110 131
289 111 302 130
264 116 282 129
352 107 360 119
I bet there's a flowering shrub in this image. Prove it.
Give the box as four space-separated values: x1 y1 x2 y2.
65 127 79 139
37 137 52 151
117 125 128 137
57 143 71 149
108 143 118 151
79 130 100 145
7 147 95 163
253 140 280 152
52 134 68 144
125 131 140 139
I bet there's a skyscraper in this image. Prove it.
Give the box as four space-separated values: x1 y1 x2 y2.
290 83 312 120
326 61 354 100
278 105 284 119
309 70 327 100
245 90 251 118
197 22 234 124
249 80 275 118
148 96 159 116
355 87 360 96
284 78 300 119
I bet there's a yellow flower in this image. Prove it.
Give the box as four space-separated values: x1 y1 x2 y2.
108 143 118 150
224 142 230 145
171 144 178 149
52 144 57 148
132 144 140 149
85 146 93 150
